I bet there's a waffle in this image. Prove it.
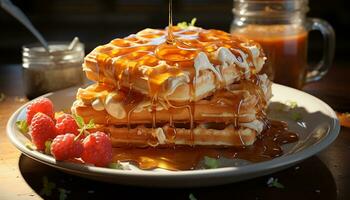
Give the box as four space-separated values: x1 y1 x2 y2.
83 27 266 102
72 26 271 147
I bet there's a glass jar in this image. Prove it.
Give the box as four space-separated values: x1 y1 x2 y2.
231 0 335 89
22 42 85 99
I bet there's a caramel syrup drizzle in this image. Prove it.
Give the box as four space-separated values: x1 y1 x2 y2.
165 0 196 145
88 0 280 162
94 27 260 96
95 38 262 146
111 120 298 170
167 0 175 44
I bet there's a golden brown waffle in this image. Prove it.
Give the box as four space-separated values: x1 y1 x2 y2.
72 26 271 147
83 27 266 102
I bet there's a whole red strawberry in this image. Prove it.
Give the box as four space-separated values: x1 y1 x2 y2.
26 97 54 125
81 132 113 167
55 114 79 136
51 133 83 161
30 112 56 151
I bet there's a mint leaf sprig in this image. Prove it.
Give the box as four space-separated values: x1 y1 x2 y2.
73 115 96 140
177 18 197 29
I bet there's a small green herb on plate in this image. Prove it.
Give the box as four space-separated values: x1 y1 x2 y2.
40 176 56 196
16 120 28 134
204 156 219 169
108 162 123 169
189 193 197 200
285 100 298 109
25 142 36 150
58 188 70 200
44 140 52 155
291 112 302 121
267 177 285 189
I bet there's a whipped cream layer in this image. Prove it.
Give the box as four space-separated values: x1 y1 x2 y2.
73 73 271 135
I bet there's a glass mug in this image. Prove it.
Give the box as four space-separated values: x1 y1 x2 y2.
231 0 335 89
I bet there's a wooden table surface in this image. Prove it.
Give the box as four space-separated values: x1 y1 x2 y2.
0 64 349 200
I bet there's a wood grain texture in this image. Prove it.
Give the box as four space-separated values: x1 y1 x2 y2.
0 97 39 200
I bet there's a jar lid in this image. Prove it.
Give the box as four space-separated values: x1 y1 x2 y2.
22 42 84 64
23 42 83 55
233 0 309 18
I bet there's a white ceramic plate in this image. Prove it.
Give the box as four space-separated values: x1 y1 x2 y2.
6 84 340 187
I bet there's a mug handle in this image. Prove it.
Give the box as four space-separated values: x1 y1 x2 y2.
305 18 335 83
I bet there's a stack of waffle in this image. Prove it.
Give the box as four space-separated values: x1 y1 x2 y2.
71 26 272 147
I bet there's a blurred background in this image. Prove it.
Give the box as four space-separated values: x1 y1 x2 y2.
0 0 348 95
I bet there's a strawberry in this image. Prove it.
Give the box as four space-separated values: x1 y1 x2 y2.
81 132 113 167
51 133 83 161
30 112 56 151
26 97 54 125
